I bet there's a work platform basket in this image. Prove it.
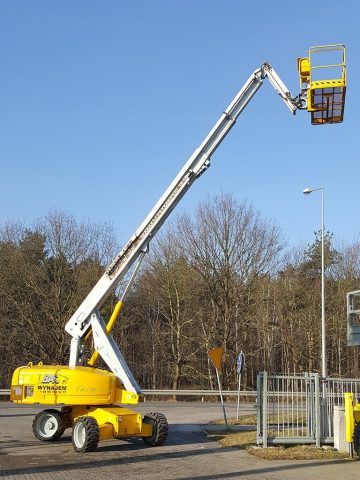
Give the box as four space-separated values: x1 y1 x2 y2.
298 44 346 125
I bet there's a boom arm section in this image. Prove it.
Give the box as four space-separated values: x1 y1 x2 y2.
65 63 300 387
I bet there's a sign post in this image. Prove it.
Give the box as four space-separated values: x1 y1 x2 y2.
208 347 229 429
236 351 245 421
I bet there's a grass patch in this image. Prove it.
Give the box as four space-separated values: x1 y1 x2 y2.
211 415 257 426
206 429 349 460
208 429 257 449
212 412 307 426
250 445 349 460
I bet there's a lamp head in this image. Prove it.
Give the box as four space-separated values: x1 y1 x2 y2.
303 187 313 195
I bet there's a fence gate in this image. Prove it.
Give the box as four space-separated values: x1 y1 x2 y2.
257 371 360 447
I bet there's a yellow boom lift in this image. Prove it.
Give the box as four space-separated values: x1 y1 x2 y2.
10 44 346 452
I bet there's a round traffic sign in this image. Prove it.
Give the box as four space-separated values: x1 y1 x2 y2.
236 351 245 374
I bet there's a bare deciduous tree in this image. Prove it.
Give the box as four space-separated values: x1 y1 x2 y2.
0 212 117 386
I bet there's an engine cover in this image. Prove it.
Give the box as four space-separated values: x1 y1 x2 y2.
11 364 139 405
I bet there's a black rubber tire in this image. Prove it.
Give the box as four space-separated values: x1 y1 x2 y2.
32 409 66 441
353 422 360 457
72 416 99 453
142 412 168 446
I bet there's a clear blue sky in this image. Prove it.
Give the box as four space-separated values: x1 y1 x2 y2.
0 1 359 251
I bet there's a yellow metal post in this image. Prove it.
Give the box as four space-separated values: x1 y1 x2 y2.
345 392 355 443
87 300 124 366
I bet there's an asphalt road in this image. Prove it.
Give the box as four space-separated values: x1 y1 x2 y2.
1 401 359 480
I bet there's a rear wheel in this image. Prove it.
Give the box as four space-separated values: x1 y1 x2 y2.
72 416 99 452
142 412 168 446
32 409 65 441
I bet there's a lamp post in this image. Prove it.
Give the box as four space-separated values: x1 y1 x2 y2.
303 187 326 379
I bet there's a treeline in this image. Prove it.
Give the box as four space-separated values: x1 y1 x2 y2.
0 211 117 387
1 194 360 390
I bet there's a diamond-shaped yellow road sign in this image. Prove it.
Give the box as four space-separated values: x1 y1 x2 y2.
208 347 223 371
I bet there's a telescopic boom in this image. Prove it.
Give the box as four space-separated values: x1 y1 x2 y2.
65 63 303 391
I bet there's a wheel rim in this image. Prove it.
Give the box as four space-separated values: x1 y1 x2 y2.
73 421 86 448
37 413 59 438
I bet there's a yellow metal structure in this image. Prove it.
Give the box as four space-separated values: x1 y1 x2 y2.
345 393 355 443
345 393 360 451
9 302 166 452
70 405 152 441
298 44 346 125
10 362 165 452
10 363 139 405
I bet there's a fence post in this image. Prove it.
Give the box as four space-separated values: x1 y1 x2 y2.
305 372 312 437
262 371 268 448
314 372 321 447
323 378 331 439
256 372 262 445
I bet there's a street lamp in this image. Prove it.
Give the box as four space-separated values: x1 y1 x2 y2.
303 187 326 379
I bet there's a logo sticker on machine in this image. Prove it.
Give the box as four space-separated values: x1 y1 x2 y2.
37 373 68 393
42 374 59 384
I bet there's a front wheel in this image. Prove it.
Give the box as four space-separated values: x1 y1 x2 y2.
72 416 99 452
142 412 168 446
32 409 65 441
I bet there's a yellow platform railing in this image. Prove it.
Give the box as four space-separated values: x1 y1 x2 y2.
298 44 346 125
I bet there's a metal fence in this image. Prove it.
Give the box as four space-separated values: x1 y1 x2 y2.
0 388 256 402
257 371 360 447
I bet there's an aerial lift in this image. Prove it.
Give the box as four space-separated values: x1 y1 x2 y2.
10 44 346 452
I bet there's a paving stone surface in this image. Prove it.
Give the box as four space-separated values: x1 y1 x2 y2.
1 402 359 479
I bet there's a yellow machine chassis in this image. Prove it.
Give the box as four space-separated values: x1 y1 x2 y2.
10 363 139 405
69 405 152 440
10 363 168 450
11 364 151 440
